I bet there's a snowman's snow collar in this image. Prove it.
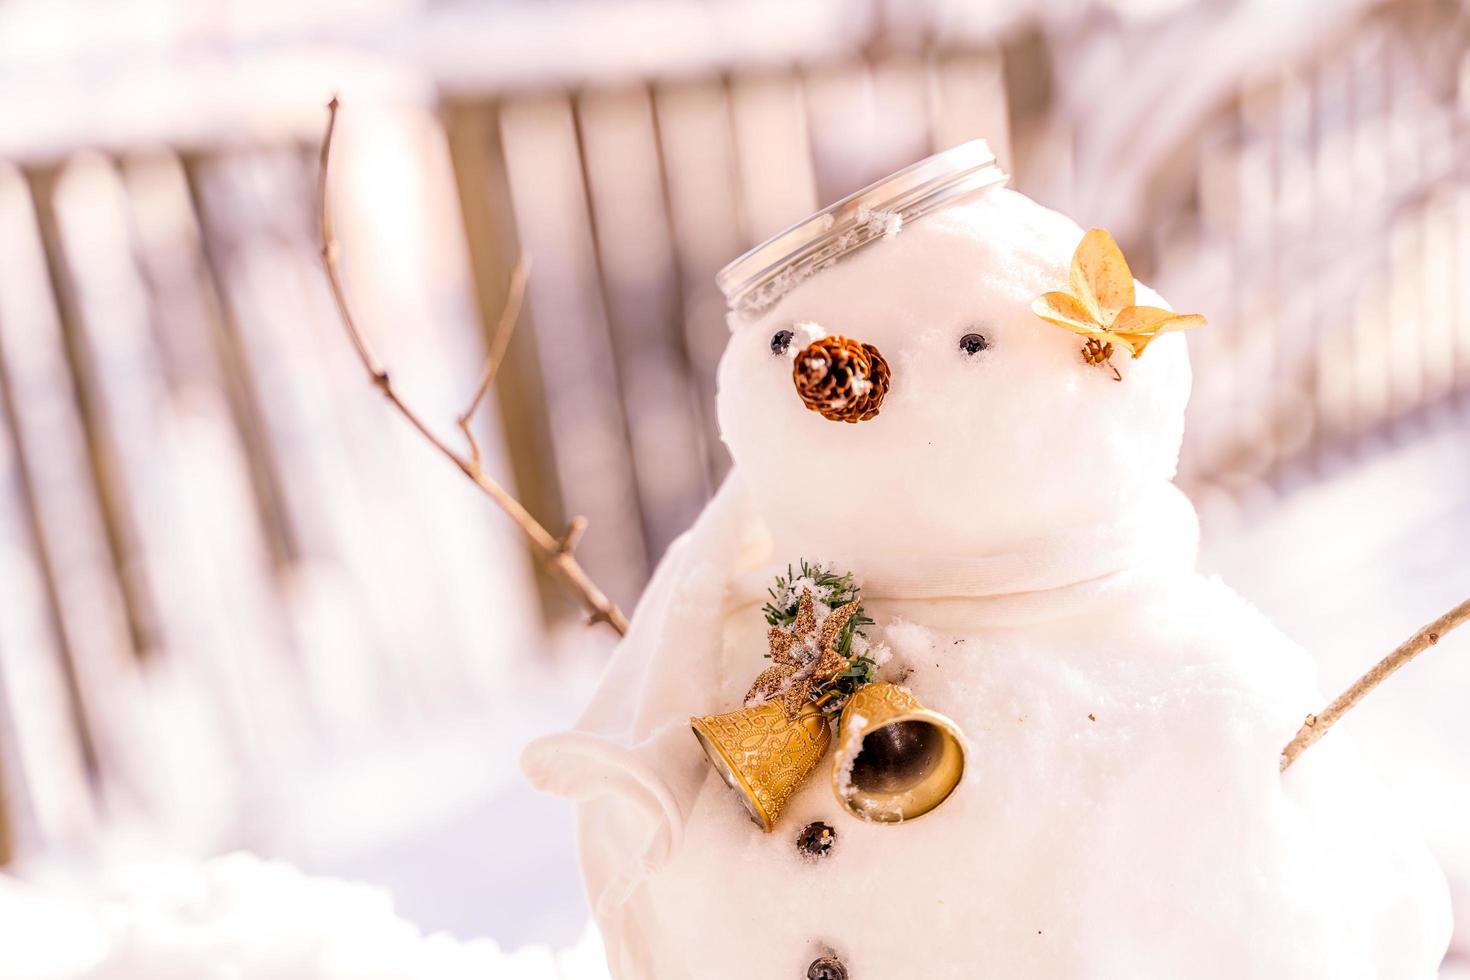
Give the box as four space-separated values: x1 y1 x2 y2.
717 139 1008 323
726 482 1199 625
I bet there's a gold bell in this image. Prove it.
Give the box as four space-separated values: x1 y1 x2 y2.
832 682 966 823
691 700 832 832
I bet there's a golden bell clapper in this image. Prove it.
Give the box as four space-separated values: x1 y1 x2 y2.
833 682 967 824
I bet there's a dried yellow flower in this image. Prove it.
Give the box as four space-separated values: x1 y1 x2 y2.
1032 228 1206 377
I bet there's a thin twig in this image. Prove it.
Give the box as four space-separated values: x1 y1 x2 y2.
318 96 629 636
458 253 531 467
558 516 588 555
1281 594 1470 770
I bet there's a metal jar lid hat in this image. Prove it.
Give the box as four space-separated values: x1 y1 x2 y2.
716 139 1009 322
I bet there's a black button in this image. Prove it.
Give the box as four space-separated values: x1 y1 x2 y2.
959 332 988 355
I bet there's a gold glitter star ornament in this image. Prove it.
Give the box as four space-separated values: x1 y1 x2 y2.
744 590 861 719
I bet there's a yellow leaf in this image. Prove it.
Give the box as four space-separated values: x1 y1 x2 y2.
1113 308 1206 357
1111 306 1206 335
1032 228 1207 369
1032 292 1106 336
1069 229 1135 326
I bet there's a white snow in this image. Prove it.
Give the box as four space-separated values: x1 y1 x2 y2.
788 320 824 349
856 205 902 239
777 575 819 604
0 854 609 980
848 632 890 668
881 618 938 676
830 711 867 806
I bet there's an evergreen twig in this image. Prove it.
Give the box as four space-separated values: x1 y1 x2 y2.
762 560 879 716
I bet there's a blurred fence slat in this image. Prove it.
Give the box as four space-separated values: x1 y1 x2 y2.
0 165 156 827
650 79 748 478
172 155 303 572
728 73 819 244
577 86 712 557
443 100 570 620
498 94 651 608
931 51 1012 173
0 276 99 855
26 167 160 661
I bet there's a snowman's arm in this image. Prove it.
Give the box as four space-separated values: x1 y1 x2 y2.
1280 593 1470 770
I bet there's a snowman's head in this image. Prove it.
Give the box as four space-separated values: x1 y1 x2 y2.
716 188 1192 557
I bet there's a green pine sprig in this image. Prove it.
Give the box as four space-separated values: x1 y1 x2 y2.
761 559 879 716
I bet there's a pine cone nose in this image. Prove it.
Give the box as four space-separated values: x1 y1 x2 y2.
792 336 890 423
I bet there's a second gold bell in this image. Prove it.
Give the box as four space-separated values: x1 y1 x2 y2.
691 680 967 831
831 682 967 825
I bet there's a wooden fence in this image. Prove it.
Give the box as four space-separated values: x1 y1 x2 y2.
1 0 1467 866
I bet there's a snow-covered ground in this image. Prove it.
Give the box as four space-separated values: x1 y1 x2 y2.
0 853 609 980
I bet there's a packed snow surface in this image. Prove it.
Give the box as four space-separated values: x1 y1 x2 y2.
0 854 608 980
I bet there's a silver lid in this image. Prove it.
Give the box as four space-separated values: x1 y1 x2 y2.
717 139 1009 322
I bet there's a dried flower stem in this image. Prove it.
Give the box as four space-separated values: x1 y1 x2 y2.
317 97 628 636
1280 594 1470 770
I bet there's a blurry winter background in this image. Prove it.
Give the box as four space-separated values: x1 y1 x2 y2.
0 0 1468 975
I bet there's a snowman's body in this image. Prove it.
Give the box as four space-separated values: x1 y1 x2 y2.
525 183 1450 978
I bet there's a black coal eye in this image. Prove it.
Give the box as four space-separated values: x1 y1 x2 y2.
959 332 988 355
771 329 794 354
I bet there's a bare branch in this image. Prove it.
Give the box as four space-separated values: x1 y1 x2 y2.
1281 594 1470 770
457 254 531 466
318 97 629 637
558 516 588 555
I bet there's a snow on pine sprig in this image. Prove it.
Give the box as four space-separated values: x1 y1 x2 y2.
761 560 879 716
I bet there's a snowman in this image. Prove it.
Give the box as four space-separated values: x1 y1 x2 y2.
523 142 1450 979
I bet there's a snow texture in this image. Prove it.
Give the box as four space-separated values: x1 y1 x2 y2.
830 711 866 811
526 187 1452 978
855 204 903 239
0 854 608 980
